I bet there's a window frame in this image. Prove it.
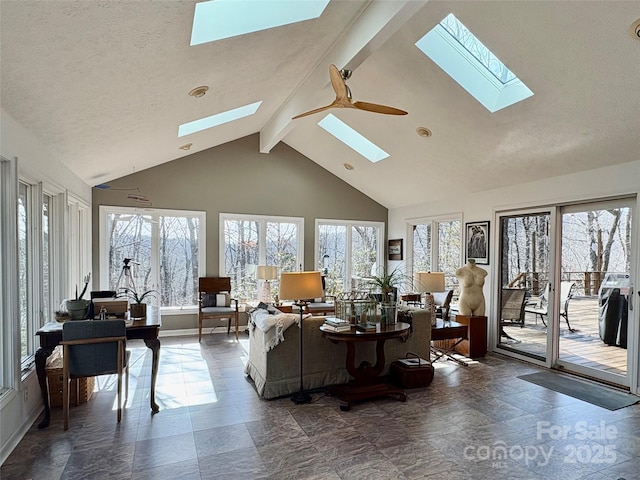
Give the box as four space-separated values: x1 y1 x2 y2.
1 156 19 395
315 218 385 294
220 212 304 300
407 213 463 290
99 205 206 313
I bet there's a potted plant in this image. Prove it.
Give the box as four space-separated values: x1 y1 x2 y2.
66 273 91 320
367 266 409 326
117 286 157 318
367 266 407 303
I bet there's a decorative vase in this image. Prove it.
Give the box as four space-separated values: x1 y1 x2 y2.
66 299 90 320
380 302 397 326
130 303 146 319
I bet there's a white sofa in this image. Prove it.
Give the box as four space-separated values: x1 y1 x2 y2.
244 308 432 399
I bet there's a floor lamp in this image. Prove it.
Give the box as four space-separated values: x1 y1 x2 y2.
279 271 324 405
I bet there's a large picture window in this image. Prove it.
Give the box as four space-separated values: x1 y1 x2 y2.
221 213 303 300
100 206 205 310
316 219 384 295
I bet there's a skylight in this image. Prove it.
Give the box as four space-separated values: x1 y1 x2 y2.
191 0 330 46
415 13 533 112
318 114 389 163
178 101 262 137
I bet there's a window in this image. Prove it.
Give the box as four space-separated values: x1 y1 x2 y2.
316 219 384 295
1 156 19 393
221 213 303 300
409 215 462 291
42 193 51 323
100 206 205 310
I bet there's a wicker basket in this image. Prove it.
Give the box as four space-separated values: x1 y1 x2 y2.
46 351 95 408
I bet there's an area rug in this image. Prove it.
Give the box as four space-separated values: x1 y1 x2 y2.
518 371 639 410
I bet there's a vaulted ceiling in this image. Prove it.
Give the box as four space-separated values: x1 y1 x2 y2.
2 1 639 208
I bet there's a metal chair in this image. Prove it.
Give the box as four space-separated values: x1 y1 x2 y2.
198 277 239 341
524 282 575 331
61 320 129 430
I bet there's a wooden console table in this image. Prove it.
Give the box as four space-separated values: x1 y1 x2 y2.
35 309 161 429
320 322 410 411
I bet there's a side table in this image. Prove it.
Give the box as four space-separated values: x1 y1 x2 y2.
431 319 469 366
320 322 410 411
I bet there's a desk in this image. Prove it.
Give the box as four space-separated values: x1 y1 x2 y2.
431 319 468 366
35 309 161 429
320 322 410 411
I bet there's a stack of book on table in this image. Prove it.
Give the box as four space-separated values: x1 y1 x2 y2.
322 317 352 332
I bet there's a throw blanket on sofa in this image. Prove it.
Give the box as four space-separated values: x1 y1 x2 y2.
249 307 309 351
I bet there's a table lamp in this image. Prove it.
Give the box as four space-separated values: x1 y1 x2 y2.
279 271 324 404
414 271 445 294
256 265 278 303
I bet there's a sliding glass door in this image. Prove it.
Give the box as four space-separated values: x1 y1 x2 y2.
497 198 635 388
556 199 633 385
497 210 553 361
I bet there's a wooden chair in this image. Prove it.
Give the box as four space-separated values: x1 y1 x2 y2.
198 277 239 342
61 320 129 430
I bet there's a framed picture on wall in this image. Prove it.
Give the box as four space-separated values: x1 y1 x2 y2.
388 239 403 261
465 221 489 265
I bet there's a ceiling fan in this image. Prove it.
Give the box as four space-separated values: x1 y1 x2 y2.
292 64 408 120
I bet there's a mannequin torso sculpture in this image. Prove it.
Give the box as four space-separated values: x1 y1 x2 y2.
456 259 488 316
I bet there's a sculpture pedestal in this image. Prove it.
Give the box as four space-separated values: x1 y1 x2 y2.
452 315 487 358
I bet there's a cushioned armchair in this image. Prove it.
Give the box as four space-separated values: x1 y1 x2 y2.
61 320 129 430
198 277 239 341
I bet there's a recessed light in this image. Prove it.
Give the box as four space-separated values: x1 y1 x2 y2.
188 86 209 98
630 19 640 40
343 163 354 170
416 127 432 137
179 143 192 151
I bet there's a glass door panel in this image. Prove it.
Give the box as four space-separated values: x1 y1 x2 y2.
498 212 551 361
557 200 632 385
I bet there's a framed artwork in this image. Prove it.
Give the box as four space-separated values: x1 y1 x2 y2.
388 239 403 261
465 221 489 265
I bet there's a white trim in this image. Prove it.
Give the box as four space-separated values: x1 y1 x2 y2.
1 156 19 391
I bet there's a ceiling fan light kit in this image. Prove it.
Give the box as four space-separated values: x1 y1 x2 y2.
292 64 408 119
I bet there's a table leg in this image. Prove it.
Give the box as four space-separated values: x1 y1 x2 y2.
144 338 160 413
328 339 407 410
35 346 55 429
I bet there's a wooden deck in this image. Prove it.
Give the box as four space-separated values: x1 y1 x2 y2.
499 296 628 376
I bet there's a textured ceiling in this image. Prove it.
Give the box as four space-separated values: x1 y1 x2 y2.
2 0 640 208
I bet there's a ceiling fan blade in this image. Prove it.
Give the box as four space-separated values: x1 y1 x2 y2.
292 104 335 120
329 64 348 100
352 101 408 115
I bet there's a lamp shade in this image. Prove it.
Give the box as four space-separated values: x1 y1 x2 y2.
414 272 445 293
256 265 278 281
279 271 324 301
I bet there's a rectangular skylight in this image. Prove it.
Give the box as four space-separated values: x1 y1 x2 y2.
178 101 262 137
318 114 389 163
191 0 330 46
415 13 533 112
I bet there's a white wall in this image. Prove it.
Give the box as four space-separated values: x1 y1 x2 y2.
0 109 91 463
389 159 640 391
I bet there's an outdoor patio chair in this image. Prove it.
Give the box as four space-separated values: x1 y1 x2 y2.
524 281 575 332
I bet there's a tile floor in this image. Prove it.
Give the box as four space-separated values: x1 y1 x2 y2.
2 333 640 480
